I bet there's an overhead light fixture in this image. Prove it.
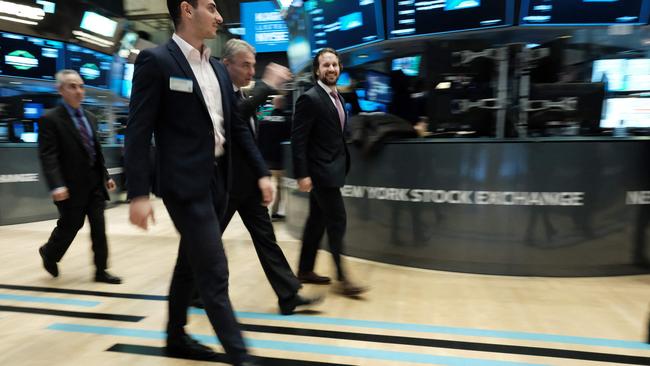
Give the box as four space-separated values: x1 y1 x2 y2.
0 1 44 25
0 15 37 25
72 30 114 48
358 54 368 58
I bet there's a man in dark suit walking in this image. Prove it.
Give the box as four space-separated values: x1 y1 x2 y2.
291 48 368 297
38 69 121 284
221 39 322 315
125 1 271 365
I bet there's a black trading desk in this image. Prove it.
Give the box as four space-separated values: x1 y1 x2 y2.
283 137 650 276
0 144 124 225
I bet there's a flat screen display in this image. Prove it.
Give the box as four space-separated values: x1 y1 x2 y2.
356 88 387 112
80 11 118 38
387 0 514 39
592 58 650 92
308 0 385 52
65 44 113 89
365 70 392 104
520 0 650 26
23 103 44 119
285 4 312 73
241 1 289 53
0 32 64 80
392 55 421 76
601 97 650 128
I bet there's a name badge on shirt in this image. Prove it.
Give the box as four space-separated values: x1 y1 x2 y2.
169 77 193 93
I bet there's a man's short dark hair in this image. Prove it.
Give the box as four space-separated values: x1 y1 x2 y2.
167 0 198 28
312 48 341 81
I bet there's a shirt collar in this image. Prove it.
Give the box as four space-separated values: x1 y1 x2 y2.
172 33 211 62
62 102 83 117
318 80 337 95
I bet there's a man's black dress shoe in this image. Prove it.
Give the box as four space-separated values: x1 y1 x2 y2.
297 271 331 285
39 245 58 277
166 334 219 361
279 293 324 315
95 271 122 284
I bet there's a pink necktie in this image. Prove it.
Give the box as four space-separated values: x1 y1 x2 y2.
330 91 345 130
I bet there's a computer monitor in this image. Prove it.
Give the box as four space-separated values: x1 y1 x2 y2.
337 71 351 88
309 0 385 53
600 97 650 128
365 70 392 104
392 55 421 77
387 0 514 39
592 59 650 92
528 82 606 134
520 0 650 26
23 103 44 119
355 89 387 112
65 44 113 89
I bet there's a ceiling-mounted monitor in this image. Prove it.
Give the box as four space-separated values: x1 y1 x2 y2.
241 1 289 53
520 0 650 26
65 44 113 89
0 32 64 81
308 0 385 53
387 0 514 39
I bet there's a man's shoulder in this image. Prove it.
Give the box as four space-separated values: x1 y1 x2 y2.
41 105 64 121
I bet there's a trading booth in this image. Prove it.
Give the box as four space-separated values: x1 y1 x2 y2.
280 0 650 276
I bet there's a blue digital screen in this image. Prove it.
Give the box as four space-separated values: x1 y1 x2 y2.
337 71 351 87
0 32 65 80
241 1 289 53
520 0 650 26
387 0 513 39
392 55 421 77
365 71 392 104
356 89 387 112
65 44 113 89
308 0 385 53
121 63 134 98
23 103 44 119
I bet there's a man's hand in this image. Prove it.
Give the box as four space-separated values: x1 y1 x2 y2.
51 187 69 201
129 196 155 230
297 177 312 192
106 179 117 191
258 176 276 206
262 62 293 90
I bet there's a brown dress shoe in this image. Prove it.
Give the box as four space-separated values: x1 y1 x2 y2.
297 271 331 285
336 280 368 297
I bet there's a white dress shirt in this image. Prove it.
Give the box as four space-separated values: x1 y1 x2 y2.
172 33 226 156
318 79 339 107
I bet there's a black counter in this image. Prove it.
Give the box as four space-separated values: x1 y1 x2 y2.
0 144 124 225
283 137 650 276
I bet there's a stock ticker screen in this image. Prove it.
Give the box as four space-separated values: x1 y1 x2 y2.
307 0 385 53
387 0 514 39
520 0 650 26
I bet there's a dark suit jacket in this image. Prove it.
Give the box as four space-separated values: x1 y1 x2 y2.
230 80 276 197
291 85 350 188
125 39 269 201
38 104 110 206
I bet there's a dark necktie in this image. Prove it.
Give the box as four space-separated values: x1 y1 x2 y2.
330 91 345 130
74 109 96 164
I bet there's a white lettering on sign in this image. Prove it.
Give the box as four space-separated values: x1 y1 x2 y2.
0 173 39 183
255 11 282 22
626 191 650 205
285 179 586 207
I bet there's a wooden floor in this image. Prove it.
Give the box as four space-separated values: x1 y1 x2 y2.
1 199 650 366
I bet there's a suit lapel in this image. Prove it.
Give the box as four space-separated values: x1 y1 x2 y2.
56 105 87 152
315 86 345 133
167 40 211 120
